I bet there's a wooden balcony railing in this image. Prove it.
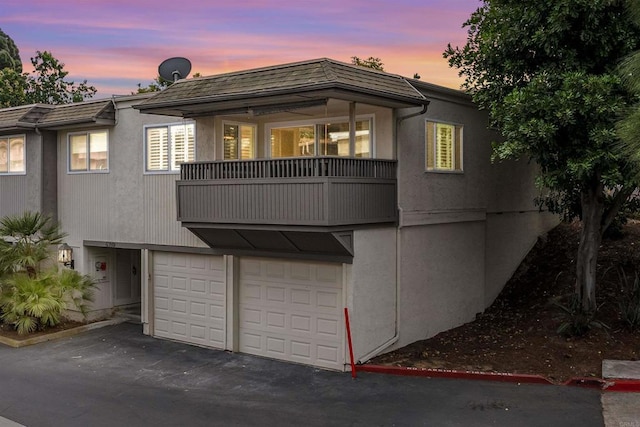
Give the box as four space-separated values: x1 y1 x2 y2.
180 157 396 180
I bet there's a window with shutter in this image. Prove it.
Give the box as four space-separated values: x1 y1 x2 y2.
145 122 194 172
425 120 463 172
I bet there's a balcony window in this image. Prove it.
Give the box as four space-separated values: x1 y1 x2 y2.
145 122 195 172
269 118 371 158
0 135 25 174
224 123 256 160
68 130 108 172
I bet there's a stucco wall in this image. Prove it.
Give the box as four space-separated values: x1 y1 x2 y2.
347 227 397 362
484 211 559 307
394 221 486 348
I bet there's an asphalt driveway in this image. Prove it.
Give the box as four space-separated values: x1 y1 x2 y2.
0 323 603 427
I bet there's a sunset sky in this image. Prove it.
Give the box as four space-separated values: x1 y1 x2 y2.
2 0 481 97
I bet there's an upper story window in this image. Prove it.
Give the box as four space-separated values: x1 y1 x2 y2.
269 117 372 158
68 130 109 172
145 122 195 172
223 123 256 160
426 120 463 172
0 135 26 174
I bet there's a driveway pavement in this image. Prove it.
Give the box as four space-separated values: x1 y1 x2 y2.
0 323 603 427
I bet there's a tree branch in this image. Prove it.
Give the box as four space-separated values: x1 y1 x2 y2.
602 185 637 233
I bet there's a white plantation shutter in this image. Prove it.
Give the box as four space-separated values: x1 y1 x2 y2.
435 123 454 170
171 124 195 170
146 127 168 171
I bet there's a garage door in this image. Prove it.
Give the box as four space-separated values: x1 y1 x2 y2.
239 258 344 370
153 252 226 349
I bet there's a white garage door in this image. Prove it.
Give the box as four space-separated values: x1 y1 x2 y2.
153 252 226 349
239 258 344 370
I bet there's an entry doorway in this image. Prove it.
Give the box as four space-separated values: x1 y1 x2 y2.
114 249 142 307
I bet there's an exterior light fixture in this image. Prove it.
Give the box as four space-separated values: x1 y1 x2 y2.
58 243 74 270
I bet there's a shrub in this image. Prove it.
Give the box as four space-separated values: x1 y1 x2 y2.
555 295 609 337
615 268 640 330
0 211 96 334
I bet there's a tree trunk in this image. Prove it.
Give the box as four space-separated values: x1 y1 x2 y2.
575 182 605 312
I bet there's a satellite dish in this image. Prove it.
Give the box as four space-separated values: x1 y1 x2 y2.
158 57 192 82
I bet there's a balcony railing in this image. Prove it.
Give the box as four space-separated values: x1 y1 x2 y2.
180 157 397 180
177 157 397 227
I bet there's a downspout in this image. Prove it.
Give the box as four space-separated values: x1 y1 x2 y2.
356 102 429 364
396 102 429 125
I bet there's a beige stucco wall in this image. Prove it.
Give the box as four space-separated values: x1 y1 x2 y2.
346 227 397 362
394 221 486 348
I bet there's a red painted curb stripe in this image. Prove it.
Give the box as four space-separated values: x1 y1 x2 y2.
359 364 640 391
603 379 640 392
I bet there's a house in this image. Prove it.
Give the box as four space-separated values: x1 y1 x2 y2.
0 58 557 371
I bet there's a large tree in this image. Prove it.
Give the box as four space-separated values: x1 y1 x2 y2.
0 28 21 73
618 2 640 151
0 49 96 108
444 0 640 312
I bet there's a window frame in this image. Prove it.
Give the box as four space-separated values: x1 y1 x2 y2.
144 121 196 174
425 119 463 173
265 115 374 159
0 134 26 175
67 129 110 174
222 121 257 161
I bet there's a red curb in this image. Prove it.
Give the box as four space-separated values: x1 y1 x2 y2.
359 364 640 392
602 379 640 392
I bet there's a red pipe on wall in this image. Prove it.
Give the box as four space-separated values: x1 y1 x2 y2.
344 307 357 379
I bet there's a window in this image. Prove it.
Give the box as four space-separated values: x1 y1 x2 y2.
426 121 463 172
0 135 25 174
145 123 195 172
269 118 372 158
223 123 256 160
68 130 109 172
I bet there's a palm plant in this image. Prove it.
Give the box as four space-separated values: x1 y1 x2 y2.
0 211 95 334
0 211 65 278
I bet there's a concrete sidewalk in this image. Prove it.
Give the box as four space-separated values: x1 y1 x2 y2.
602 360 640 427
0 323 605 427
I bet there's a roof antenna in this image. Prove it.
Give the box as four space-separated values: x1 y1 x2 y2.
158 57 192 82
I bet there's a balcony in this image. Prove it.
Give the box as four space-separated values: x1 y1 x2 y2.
177 157 398 228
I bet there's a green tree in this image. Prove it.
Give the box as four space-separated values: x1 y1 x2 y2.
444 0 640 312
351 56 384 71
0 212 95 334
0 68 27 108
618 2 640 153
0 28 22 73
25 51 96 104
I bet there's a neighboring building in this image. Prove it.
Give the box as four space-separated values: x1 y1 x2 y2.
0 59 557 371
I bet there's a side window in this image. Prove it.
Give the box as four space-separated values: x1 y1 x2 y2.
223 123 256 160
145 123 195 172
0 135 26 174
426 121 463 172
68 130 109 172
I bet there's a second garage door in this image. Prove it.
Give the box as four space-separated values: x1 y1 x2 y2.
238 258 344 370
153 252 226 349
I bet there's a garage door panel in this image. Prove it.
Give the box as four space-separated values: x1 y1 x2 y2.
238 257 343 370
153 252 226 349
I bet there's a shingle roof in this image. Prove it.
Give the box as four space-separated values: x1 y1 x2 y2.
135 58 429 115
36 99 115 127
0 105 54 131
0 99 115 132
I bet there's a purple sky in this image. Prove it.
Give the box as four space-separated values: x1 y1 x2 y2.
2 0 481 96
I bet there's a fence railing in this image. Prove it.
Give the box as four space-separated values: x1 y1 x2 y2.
180 157 397 180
